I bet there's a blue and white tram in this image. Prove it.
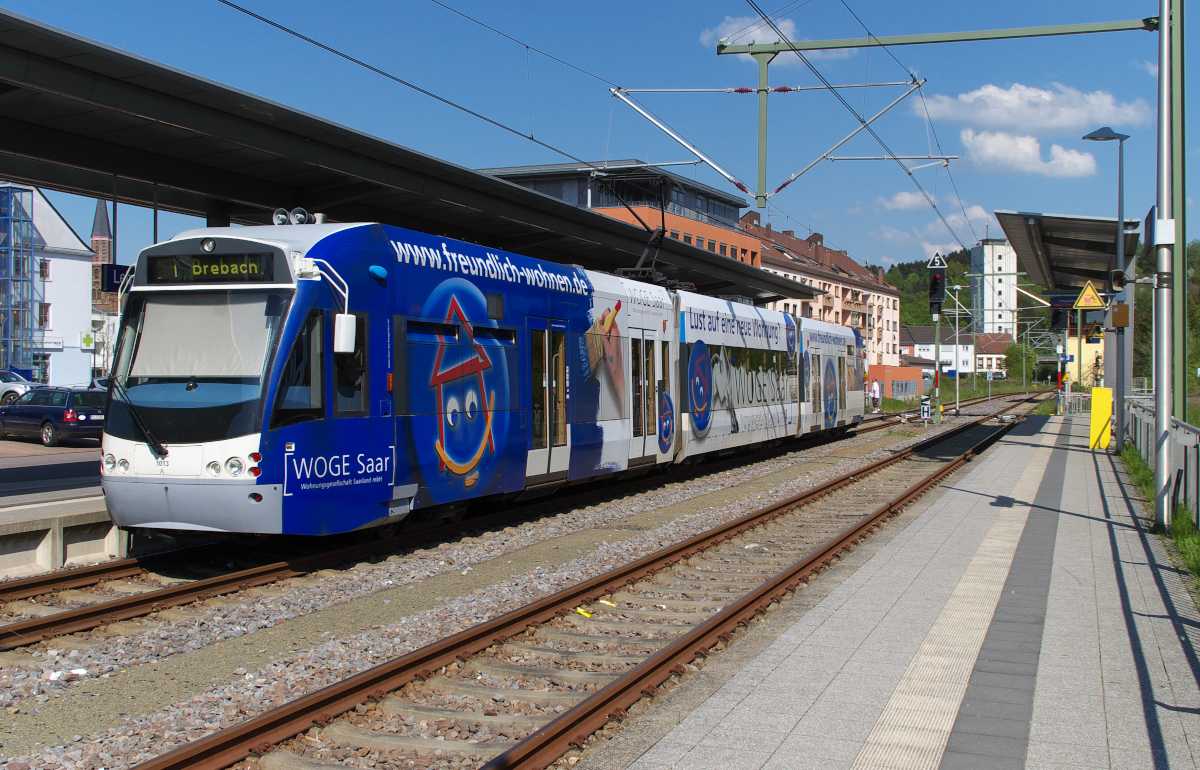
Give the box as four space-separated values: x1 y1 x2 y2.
101 222 863 536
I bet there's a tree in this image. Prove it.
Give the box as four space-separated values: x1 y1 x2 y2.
1003 341 1037 385
866 249 973 328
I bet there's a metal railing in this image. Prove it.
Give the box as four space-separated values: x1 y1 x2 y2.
1060 392 1092 415
1125 397 1200 521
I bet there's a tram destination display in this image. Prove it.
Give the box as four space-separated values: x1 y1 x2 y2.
146 253 274 284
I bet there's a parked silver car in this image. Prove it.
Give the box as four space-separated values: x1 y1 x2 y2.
0 370 31 405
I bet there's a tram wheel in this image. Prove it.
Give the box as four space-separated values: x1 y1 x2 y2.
374 522 401 540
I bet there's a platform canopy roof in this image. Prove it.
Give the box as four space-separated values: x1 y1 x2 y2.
995 210 1141 292
0 10 811 305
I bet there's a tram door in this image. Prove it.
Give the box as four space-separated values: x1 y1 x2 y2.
526 318 569 482
627 329 657 462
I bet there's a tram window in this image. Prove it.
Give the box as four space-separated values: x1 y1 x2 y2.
838 357 846 411
531 328 546 450
474 327 515 345
407 322 458 343
550 330 567 447
334 314 369 416
631 338 643 437
660 339 669 420
473 327 518 411
644 339 655 435
271 311 324 428
678 343 690 412
810 354 821 409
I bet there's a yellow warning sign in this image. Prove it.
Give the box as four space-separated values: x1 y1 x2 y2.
1073 281 1106 310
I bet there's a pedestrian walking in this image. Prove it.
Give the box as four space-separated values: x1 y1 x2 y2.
870 378 881 413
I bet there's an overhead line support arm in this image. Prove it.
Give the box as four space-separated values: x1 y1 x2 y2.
610 88 750 195
715 18 1157 55
773 80 924 195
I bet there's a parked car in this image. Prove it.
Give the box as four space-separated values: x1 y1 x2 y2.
0 370 32 405
0 386 107 446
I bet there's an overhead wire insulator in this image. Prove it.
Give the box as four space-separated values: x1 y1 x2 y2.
733 88 754 94
772 87 793 93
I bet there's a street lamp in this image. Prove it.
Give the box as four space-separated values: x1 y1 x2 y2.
1082 126 1129 450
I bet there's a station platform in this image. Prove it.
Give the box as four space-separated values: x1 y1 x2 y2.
587 415 1200 770
0 443 118 577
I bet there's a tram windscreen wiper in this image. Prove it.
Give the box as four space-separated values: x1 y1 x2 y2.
110 378 169 457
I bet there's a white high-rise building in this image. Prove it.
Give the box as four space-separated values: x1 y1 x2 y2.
970 239 1017 335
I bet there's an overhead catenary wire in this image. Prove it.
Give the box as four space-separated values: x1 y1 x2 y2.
744 0 965 250
215 0 599 169
429 0 619 87
834 0 981 248
620 82 912 93
919 88 980 244
723 0 820 44
837 0 912 77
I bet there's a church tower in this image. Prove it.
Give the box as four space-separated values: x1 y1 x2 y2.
90 200 115 312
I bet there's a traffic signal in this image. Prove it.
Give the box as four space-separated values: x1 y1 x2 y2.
1051 308 1069 330
928 271 945 307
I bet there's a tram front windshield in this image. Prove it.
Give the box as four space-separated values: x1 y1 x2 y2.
107 291 289 444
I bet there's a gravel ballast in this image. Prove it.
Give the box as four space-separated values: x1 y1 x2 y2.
0 402 1023 768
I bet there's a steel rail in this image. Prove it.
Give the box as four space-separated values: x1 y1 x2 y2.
130 393 1044 770
483 397 1038 770
0 410 890 603
0 393 1024 646
0 392 1021 647
0 410 919 643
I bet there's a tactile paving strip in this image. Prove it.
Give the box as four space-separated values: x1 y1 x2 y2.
849 424 1061 770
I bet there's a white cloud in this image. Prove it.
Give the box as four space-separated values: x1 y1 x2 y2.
874 225 912 245
845 203 864 215
700 16 853 63
945 204 996 232
876 190 932 211
921 241 958 260
920 83 1150 132
960 129 1096 177
1133 61 1159 78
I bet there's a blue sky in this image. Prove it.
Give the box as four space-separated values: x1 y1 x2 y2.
7 0 1194 269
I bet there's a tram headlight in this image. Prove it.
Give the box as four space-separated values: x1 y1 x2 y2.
206 461 222 477
225 457 245 476
117 459 129 474
103 454 116 473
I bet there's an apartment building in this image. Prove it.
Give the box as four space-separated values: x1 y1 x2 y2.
970 238 1018 335
742 213 901 366
480 161 899 364
975 332 1013 377
0 183 98 385
900 326 976 376
479 160 762 267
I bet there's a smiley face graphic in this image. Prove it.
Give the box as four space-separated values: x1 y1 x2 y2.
429 295 495 487
412 279 511 500
658 393 674 454
688 340 713 437
823 358 839 429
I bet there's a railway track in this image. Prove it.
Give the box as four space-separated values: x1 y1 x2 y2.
0 391 1031 653
126 392 1048 770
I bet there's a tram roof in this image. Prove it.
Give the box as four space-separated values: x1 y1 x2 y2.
995 210 1141 292
0 10 811 306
